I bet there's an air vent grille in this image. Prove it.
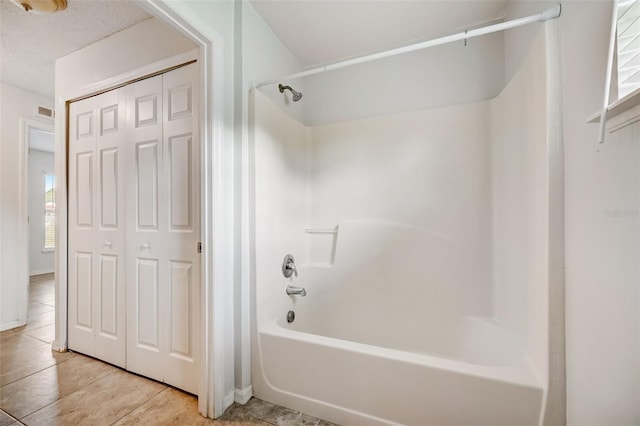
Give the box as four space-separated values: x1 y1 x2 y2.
34 105 54 120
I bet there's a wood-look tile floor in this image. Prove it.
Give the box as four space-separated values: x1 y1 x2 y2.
0 274 335 426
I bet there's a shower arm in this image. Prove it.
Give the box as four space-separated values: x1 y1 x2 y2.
255 4 561 88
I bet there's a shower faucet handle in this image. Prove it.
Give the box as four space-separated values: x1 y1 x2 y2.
282 254 298 278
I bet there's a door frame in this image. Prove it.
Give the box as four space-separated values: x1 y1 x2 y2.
16 118 55 331
53 1 230 418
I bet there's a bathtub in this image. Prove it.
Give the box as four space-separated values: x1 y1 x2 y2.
252 223 544 425
255 306 543 426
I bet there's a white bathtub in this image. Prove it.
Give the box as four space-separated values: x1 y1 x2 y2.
255 307 543 426
252 222 545 425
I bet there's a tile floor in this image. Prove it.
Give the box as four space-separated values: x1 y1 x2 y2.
0 274 334 426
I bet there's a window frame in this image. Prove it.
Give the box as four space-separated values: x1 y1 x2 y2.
43 173 55 251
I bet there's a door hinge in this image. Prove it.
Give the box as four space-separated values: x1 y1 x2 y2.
197 242 202 253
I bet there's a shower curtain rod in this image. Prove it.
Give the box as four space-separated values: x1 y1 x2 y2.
255 4 561 88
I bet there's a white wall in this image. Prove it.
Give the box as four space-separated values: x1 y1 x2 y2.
55 18 195 97
562 2 640 425
0 82 53 330
29 149 55 275
300 31 505 126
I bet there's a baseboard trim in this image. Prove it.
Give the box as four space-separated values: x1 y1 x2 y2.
0 320 26 332
224 391 235 411
235 385 253 404
30 268 55 276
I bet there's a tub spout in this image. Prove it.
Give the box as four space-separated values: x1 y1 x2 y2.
286 285 307 297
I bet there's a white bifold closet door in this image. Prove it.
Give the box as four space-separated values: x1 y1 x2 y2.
68 63 199 394
124 64 200 393
68 87 127 367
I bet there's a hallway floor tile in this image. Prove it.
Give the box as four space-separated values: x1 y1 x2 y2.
0 274 335 425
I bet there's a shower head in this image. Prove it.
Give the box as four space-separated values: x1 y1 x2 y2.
278 84 303 102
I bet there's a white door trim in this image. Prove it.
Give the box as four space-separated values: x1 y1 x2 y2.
17 118 54 331
54 1 230 418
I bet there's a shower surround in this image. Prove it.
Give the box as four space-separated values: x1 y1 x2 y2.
251 28 556 425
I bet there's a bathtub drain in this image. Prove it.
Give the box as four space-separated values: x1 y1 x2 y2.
287 310 295 323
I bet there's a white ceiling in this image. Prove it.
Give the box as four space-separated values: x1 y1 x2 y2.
0 0 151 98
250 0 511 67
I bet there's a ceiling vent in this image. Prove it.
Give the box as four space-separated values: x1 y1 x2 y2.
34 105 55 120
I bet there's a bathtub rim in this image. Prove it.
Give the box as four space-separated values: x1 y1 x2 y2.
258 318 543 391
253 318 545 426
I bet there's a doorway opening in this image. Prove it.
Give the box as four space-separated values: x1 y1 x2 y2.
28 126 56 277
18 119 56 332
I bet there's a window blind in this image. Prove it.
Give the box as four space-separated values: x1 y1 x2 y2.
617 0 640 97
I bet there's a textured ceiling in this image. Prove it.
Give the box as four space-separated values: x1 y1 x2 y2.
0 0 151 98
250 0 510 67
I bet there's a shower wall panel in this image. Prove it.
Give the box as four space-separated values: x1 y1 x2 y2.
253 91 311 329
309 102 494 318
490 28 549 383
